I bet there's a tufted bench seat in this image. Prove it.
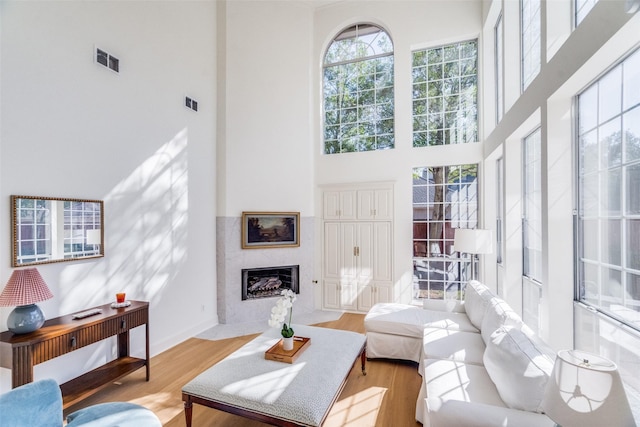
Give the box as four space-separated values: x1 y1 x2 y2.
364 300 478 363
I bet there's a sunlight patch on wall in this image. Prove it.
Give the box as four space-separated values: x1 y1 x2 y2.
60 128 189 311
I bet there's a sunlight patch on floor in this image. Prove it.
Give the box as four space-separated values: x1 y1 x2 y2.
324 386 387 427
129 392 182 423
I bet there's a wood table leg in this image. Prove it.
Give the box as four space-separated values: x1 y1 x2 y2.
360 346 367 376
184 397 193 427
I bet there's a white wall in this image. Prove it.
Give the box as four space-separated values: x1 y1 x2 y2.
218 1 314 217
312 0 484 304
215 1 317 323
0 1 217 392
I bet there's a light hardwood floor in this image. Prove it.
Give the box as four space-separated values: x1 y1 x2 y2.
64 313 422 427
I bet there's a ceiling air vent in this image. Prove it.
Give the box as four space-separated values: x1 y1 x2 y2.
96 47 119 73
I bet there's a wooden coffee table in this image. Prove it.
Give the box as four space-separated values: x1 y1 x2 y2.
182 325 366 427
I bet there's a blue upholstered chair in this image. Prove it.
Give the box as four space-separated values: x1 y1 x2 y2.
0 379 161 427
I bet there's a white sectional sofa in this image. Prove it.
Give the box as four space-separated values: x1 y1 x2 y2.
364 281 556 427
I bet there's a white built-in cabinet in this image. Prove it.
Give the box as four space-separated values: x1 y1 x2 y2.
322 184 393 312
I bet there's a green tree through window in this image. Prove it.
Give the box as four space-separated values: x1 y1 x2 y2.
412 40 478 147
323 24 394 154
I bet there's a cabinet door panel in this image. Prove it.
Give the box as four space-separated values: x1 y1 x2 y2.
373 222 392 281
357 190 375 220
340 223 358 281
340 191 357 220
322 279 340 310
323 222 341 278
357 284 374 312
340 281 358 311
357 222 374 281
374 188 393 220
374 282 393 304
323 191 341 220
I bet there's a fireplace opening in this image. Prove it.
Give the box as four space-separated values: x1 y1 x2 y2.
241 265 299 300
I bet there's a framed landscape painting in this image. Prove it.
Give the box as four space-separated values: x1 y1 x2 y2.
241 212 300 249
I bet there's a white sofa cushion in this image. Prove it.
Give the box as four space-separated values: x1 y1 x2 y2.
365 303 478 339
422 398 555 427
480 297 523 344
422 327 485 366
463 280 493 329
422 298 465 313
423 359 507 408
483 326 555 413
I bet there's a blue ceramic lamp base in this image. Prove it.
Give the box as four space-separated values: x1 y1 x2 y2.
7 304 46 334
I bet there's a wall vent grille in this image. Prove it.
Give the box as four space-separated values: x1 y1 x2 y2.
185 96 198 112
96 48 119 73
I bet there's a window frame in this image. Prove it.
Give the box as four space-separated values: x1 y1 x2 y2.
322 23 395 155
495 12 504 124
411 39 479 147
412 164 479 301
575 46 640 332
521 0 541 92
523 127 543 283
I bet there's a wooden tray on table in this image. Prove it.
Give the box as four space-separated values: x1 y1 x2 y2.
264 336 311 364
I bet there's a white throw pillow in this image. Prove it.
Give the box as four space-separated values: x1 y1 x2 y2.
480 297 523 344
483 326 555 413
463 280 493 329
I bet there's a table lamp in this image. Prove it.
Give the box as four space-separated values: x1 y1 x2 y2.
453 228 493 280
0 268 54 334
541 349 636 427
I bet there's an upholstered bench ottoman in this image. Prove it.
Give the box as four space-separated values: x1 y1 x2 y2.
364 302 478 363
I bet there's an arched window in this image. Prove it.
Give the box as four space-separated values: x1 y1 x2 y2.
323 24 394 154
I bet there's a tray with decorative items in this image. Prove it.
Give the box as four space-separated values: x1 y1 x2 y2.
264 336 311 364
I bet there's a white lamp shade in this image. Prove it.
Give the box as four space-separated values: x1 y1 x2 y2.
542 349 636 427
453 228 493 254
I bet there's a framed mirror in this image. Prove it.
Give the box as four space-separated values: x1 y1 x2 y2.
11 195 104 267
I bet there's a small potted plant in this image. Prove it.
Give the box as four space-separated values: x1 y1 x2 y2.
268 289 297 350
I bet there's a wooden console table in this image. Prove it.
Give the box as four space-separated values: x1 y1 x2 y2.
0 300 149 408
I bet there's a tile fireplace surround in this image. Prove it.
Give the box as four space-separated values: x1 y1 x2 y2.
216 216 315 324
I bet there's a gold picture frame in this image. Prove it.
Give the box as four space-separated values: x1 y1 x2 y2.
241 212 300 249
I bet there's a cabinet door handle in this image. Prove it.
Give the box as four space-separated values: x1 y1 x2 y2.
354 247 357 256
70 336 77 348
121 320 127 329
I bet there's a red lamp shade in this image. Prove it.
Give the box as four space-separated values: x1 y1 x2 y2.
0 268 53 307
0 268 53 334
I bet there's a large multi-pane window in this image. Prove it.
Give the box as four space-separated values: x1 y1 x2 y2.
521 0 541 91
577 48 640 323
412 40 478 147
523 128 542 281
323 24 394 154
495 14 504 123
575 0 597 26
413 164 478 300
